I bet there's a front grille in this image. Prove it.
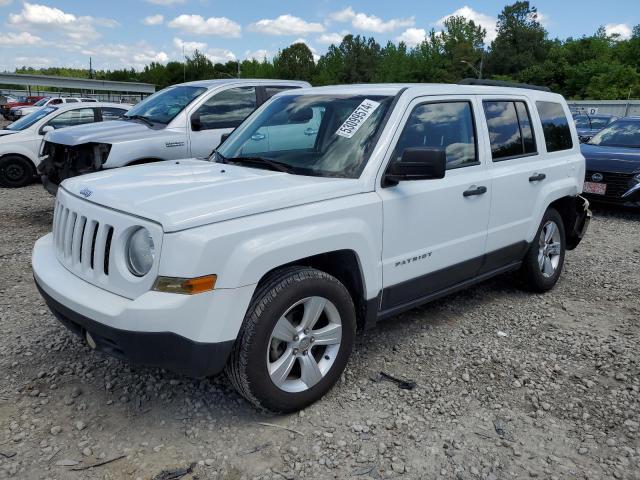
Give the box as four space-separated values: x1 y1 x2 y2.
585 170 634 201
53 200 114 276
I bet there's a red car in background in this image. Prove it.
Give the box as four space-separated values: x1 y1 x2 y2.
1 96 44 120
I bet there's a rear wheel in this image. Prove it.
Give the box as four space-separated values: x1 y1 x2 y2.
0 155 35 188
520 208 565 292
226 266 356 413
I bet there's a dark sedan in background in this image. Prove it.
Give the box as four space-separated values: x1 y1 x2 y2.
574 114 617 142
581 117 640 207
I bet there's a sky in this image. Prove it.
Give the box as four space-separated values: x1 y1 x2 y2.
0 0 638 72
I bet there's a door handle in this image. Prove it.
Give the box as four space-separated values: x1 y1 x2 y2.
251 133 266 141
304 127 318 136
463 185 487 197
529 173 546 182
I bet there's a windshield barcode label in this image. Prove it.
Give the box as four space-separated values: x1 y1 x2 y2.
336 99 381 139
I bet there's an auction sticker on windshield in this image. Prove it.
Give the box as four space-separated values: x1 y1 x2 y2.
336 99 381 139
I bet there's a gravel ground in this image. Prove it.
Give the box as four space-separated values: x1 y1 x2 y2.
0 184 639 480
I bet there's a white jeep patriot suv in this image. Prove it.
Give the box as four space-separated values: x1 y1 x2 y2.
32 81 590 412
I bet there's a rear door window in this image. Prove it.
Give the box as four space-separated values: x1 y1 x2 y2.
265 86 302 100
483 100 537 161
536 101 573 152
101 107 128 121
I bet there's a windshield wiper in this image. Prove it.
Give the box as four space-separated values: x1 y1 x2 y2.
125 114 154 127
225 156 296 174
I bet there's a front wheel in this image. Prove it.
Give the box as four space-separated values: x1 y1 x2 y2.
226 267 356 413
520 208 566 292
0 155 35 188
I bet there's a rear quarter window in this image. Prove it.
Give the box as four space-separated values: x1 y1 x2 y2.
536 101 573 152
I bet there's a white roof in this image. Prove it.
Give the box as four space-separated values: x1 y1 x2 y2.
179 79 310 89
45 101 132 112
287 83 565 101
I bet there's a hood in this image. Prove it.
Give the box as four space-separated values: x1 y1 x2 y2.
61 159 364 232
45 119 169 146
0 130 19 138
581 143 640 174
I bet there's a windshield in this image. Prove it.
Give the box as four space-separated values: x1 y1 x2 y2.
215 94 394 178
33 98 50 107
588 120 640 148
589 116 612 130
574 116 590 128
5 106 56 131
124 85 207 125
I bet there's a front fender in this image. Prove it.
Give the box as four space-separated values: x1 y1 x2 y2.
158 193 383 300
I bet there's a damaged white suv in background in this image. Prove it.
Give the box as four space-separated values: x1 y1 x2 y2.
32 81 590 412
38 79 309 194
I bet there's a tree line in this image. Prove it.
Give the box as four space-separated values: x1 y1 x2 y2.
14 2 640 100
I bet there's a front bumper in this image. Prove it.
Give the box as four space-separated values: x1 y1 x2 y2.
36 282 234 377
566 195 591 250
32 234 255 377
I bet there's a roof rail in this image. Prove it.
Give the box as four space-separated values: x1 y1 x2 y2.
459 78 551 92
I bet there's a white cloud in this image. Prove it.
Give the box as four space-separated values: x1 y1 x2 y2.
396 27 426 47
14 56 52 68
81 42 169 69
7 2 117 44
0 31 43 46
173 37 236 63
329 6 414 33
245 49 271 61
168 14 241 37
248 14 324 36
143 14 164 26
145 0 186 5
605 23 632 40
173 37 207 52
316 32 345 45
436 6 498 42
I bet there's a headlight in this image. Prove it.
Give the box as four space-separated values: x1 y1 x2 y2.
126 227 155 277
14 110 22 116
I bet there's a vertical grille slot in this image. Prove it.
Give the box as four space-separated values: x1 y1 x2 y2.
90 223 99 270
103 227 114 275
72 216 87 265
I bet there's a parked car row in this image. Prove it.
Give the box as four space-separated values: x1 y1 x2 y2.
7 96 98 120
29 79 593 412
573 113 617 142
1 95 44 119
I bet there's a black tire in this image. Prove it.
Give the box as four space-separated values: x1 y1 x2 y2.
226 266 356 413
0 155 36 188
520 208 566 292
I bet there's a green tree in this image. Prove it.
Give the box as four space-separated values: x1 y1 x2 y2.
487 1 549 77
273 43 315 81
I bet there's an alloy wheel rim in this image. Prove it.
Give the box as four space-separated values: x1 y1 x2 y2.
538 220 561 278
267 296 342 393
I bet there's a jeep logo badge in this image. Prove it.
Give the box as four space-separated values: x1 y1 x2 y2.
79 187 93 198
591 173 603 182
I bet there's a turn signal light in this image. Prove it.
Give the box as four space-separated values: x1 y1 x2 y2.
152 275 217 295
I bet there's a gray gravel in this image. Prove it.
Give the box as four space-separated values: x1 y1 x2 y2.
1 184 639 480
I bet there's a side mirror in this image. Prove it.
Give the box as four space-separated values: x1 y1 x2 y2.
190 112 201 132
384 148 446 186
40 125 55 135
